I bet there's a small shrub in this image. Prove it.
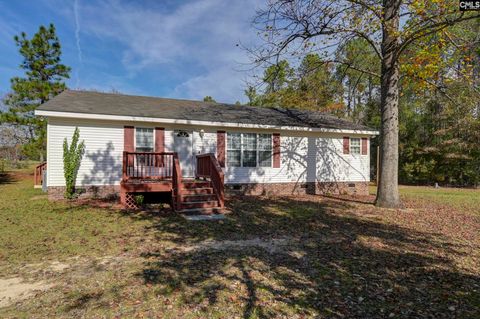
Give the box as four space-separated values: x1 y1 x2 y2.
63 127 85 199
134 195 145 207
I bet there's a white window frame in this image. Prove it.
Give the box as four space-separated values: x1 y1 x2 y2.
257 133 273 167
226 132 273 168
350 137 361 155
135 127 155 152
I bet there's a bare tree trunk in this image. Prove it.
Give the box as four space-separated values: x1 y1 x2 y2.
376 0 402 208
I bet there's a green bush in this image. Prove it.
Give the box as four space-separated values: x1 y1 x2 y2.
134 195 145 207
63 127 85 199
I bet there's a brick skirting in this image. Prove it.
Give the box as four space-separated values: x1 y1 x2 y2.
225 181 369 196
48 185 120 200
48 181 368 201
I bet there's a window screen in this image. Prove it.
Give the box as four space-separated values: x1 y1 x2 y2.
350 138 361 154
136 128 154 152
227 133 241 167
226 133 272 167
258 134 272 167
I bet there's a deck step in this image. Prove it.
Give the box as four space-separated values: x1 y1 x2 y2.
180 200 218 209
182 181 211 188
178 207 223 215
181 194 217 202
181 187 214 195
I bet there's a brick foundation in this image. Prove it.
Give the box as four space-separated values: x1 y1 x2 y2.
225 181 369 196
48 181 368 201
48 185 120 201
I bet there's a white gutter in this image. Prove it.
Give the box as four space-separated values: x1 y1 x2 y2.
35 110 379 135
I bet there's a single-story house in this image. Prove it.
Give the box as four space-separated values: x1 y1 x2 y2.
35 90 378 212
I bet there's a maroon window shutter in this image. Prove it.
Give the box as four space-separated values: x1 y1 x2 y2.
155 127 165 152
343 137 350 154
273 133 281 168
124 126 134 152
217 131 225 167
155 127 165 166
361 137 368 155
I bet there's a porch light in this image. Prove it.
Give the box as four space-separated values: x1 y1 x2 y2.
199 129 205 139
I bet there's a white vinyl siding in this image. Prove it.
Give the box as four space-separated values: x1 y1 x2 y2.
223 133 370 184
46 118 370 187
47 118 124 186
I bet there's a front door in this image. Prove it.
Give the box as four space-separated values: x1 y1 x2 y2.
173 130 194 177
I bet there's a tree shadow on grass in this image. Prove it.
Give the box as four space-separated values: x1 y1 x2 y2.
0 172 16 185
121 196 479 318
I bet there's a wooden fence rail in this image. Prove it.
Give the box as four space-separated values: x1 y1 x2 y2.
34 162 47 187
122 152 175 180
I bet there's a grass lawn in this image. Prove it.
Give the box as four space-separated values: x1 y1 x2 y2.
1 168 479 318
370 185 480 216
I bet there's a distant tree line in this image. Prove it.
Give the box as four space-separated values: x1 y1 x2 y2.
242 17 479 187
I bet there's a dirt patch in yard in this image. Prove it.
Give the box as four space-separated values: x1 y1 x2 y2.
0 277 52 308
0 254 135 310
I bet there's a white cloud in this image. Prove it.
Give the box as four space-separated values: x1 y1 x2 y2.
79 0 262 102
171 66 250 103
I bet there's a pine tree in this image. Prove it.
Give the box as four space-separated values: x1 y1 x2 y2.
1 24 71 160
203 96 217 103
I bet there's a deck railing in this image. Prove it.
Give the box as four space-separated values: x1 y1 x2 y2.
34 162 47 187
172 153 182 210
122 152 175 180
196 153 225 208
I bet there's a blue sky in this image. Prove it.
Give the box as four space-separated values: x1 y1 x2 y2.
0 0 263 103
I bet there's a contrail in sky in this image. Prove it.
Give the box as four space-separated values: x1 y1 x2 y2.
74 0 83 87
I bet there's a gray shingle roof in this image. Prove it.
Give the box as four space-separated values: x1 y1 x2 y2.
38 90 376 132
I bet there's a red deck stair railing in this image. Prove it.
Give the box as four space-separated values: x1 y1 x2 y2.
122 151 175 180
172 153 182 211
34 162 47 186
120 151 224 212
196 153 225 208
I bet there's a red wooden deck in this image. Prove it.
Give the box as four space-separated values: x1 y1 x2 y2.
120 151 224 212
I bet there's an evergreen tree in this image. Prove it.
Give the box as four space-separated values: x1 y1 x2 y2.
245 55 343 111
244 86 261 106
0 24 71 160
295 54 343 112
203 96 216 103
263 60 293 94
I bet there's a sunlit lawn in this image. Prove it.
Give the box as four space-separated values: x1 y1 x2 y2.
369 184 480 216
1 167 479 318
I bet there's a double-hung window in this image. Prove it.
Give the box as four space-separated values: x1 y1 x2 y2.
227 133 241 167
227 133 272 167
242 133 257 167
350 138 361 155
135 128 154 152
258 134 272 167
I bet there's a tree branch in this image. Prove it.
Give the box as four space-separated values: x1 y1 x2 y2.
399 13 480 56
